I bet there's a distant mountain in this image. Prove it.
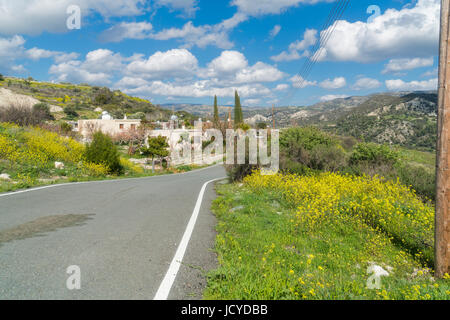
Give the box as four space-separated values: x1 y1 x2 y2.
171 91 438 151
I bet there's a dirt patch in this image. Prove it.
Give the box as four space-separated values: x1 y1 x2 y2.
0 214 93 247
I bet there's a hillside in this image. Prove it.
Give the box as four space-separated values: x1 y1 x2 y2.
175 91 437 151
0 77 179 121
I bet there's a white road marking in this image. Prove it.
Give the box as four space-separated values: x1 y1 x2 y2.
153 176 226 300
0 164 222 198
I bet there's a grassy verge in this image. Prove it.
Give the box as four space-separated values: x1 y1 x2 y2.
204 175 450 300
0 122 215 193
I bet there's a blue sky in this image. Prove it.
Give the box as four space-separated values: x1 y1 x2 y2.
0 0 439 107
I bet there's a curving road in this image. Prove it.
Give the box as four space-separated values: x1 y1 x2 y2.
0 165 226 300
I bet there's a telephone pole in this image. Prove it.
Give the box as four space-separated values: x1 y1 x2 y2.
436 0 450 278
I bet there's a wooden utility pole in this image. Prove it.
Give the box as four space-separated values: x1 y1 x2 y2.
436 0 450 278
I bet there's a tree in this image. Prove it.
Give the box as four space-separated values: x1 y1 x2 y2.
234 90 243 127
0 73 4 81
84 131 123 174
213 95 220 127
140 136 169 172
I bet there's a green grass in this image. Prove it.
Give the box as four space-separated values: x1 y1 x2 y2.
204 183 450 300
398 147 436 171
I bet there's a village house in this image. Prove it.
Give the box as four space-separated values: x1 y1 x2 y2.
77 111 142 140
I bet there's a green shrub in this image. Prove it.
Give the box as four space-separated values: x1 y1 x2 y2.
84 132 123 174
33 103 54 121
280 126 346 173
0 73 4 81
350 143 400 166
280 126 338 151
63 106 79 119
396 164 436 201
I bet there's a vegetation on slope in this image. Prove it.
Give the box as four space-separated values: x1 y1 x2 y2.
205 173 449 300
0 77 193 122
0 123 147 192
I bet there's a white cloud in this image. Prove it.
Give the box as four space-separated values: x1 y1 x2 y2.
269 25 282 38
203 51 285 86
422 68 438 77
122 81 272 98
115 76 149 88
231 0 334 16
0 0 147 36
385 78 438 91
382 57 434 74
318 0 439 63
98 22 153 43
290 75 316 88
26 48 80 64
243 98 261 106
235 62 285 83
352 77 382 90
26 48 59 60
271 29 316 62
275 83 289 91
320 94 349 102
0 35 26 72
207 51 248 75
49 60 112 85
319 77 346 89
154 0 199 17
49 49 127 84
148 13 247 49
126 48 199 79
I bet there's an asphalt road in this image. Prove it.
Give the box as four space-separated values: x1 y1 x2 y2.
0 165 226 300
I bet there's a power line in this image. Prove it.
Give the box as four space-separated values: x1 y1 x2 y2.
285 0 351 102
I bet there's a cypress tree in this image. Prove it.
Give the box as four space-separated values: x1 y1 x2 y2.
213 95 220 127
234 90 243 127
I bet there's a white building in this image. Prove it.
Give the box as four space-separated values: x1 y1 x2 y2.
77 111 141 140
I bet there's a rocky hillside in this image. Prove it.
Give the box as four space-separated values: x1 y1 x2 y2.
240 91 437 151
0 77 180 121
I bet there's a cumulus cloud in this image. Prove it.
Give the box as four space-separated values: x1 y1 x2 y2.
148 13 248 49
0 0 147 36
271 29 316 62
0 35 26 72
319 77 346 89
122 81 272 98
98 22 153 43
275 84 290 91
231 0 334 16
235 62 285 83
385 78 438 91
320 94 349 102
352 77 382 90
382 57 434 74
49 49 127 84
203 50 285 86
318 0 439 62
290 75 317 88
126 48 199 79
207 51 248 75
154 0 199 17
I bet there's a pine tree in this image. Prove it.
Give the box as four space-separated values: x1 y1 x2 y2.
213 95 220 127
234 90 243 127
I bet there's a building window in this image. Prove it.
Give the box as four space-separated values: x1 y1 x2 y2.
131 124 136 130
119 124 124 130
